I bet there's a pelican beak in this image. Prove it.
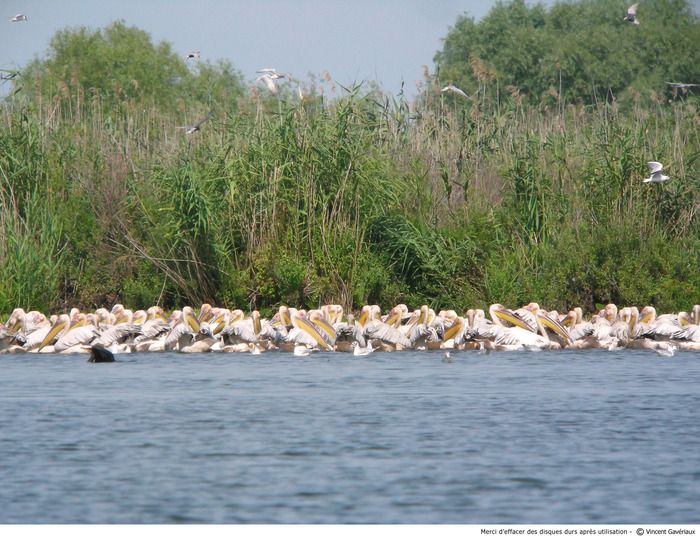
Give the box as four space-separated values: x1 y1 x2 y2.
212 317 226 336
443 318 465 341
70 317 87 329
292 315 333 350
358 308 369 328
561 314 573 328
280 309 291 328
8 319 22 335
419 305 429 325
38 318 68 351
493 307 535 332
537 312 573 345
384 309 400 328
252 311 261 335
185 311 200 332
311 316 336 343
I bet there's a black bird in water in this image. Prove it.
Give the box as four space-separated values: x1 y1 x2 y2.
88 345 115 363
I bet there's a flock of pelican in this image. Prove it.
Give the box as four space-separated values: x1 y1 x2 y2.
1 303 699 357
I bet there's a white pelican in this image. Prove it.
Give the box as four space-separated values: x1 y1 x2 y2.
562 308 595 342
163 307 200 351
487 304 549 350
185 50 200 61
677 312 700 350
288 310 333 351
636 306 684 341
442 316 469 349
10 14 28 22
38 314 99 353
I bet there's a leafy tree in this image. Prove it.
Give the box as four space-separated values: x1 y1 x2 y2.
434 0 700 104
19 21 245 109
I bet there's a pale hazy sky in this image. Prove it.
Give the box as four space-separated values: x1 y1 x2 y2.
1 0 520 97
2 1 699 97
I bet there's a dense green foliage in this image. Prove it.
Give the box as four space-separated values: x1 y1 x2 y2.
434 0 700 105
20 21 245 109
1 12 698 316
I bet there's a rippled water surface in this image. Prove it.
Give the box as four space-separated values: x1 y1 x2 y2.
1 349 699 523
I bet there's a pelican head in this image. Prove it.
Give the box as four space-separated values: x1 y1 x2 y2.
95 308 114 326
5 308 26 334
384 305 404 328
198 303 213 323
147 306 165 321
562 310 577 328
604 304 618 323
639 306 656 324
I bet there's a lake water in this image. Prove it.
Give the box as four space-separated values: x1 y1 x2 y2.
1 349 699 524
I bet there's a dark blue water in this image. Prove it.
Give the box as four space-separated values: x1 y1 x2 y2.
1 349 699 524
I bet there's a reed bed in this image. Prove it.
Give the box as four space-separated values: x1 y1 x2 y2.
1 67 698 318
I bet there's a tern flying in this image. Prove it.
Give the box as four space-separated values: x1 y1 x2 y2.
665 81 699 89
642 161 670 184
623 3 639 24
177 113 212 135
440 84 469 99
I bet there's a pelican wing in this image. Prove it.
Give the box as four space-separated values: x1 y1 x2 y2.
363 321 412 348
93 324 142 347
134 319 170 342
627 3 638 15
164 323 193 349
638 319 685 341
258 324 287 345
223 320 259 343
496 327 548 348
55 326 99 351
285 327 319 348
569 321 594 341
